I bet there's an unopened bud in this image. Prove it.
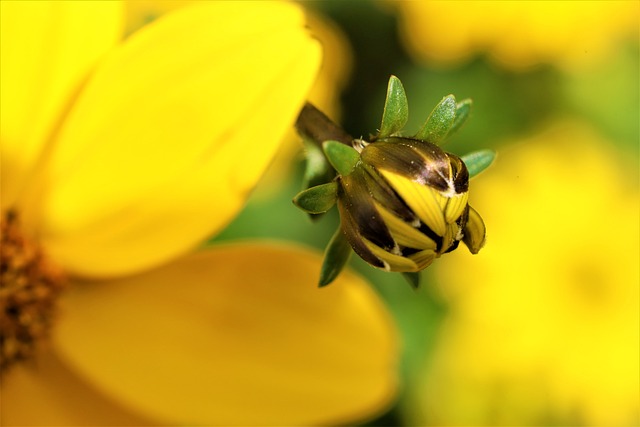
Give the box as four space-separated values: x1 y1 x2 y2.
336 137 485 273
293 75 494 286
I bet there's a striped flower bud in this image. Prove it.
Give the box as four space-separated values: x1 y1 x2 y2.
336 137 485 273
294 75 493 286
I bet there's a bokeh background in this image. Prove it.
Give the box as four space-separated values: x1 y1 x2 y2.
210 1 639 426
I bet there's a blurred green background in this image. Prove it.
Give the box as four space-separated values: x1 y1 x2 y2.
212 1 639 425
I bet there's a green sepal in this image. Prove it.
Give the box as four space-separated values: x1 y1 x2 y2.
302 139 334 189
461 149 496 178
448 99 472 138
322 140 360 176
402 272 421 289
378 75 409 138
319 228 353 287
292 182 338 214
415 95 456 144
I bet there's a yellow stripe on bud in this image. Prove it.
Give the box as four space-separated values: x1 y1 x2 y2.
378 170 447 236
362 237 420 272
441 223 459 253
408 249 437 270
374 202 438 251
444 192 469 224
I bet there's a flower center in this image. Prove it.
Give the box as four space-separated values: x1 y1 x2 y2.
1 210 67 371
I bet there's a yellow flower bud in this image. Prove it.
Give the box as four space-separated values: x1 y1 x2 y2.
337 137 485 272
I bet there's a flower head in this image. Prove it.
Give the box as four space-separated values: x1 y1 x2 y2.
294 76 494 286
336 136 482 273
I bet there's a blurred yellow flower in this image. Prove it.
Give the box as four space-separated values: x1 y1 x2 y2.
1 1 398 425
408 123 639 425
263 10 353 193
391 1 639 70
125 0 353 195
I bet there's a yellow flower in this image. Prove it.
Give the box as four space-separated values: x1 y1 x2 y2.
1 2 398 425
391 1 639 70
407 123 639 425
125 0 353 195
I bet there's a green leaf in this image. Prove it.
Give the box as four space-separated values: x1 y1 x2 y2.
302 139 334 189
322 140 360 176
402 272 421 289
319 228 353 287
379 75 409 138
415 95 456 144
448 99 472 138
292 182 338 214
461 149 496 178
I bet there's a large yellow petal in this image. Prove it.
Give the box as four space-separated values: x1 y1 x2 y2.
1 347 154 426
52 243 399 425
0 1 123 210
29 2 321 278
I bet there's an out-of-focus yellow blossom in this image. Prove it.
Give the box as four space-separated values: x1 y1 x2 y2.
390 1 639 70
125 0 352 195
1 2 398 425
257 10 354 196
407 123 639 426
126 0 351 119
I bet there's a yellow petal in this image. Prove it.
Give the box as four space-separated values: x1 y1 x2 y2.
31 2 321 278
375 201 437 251
53 243 398 425
440 223 459 253
444 192 468 224
363 237 420 272
408 249 437 270
380 170 447 236
1 1 123 210
1 348 154 426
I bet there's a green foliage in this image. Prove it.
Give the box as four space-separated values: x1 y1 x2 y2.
322 140 360 176
448 99 473 138
402 272 421 289
302 139 334 190
293 182 338 214
379 75 409 138
461 149 497 178
319 228 353 287
415 95 457 143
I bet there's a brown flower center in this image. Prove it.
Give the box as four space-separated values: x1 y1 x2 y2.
1 210 67 372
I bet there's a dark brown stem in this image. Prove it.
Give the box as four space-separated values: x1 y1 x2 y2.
295 102 353 146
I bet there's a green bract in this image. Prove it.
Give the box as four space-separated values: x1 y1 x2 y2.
294 75 495 287
379 76 409 138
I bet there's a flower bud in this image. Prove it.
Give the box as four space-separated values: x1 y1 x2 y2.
293 76 493 286
336 136 485 273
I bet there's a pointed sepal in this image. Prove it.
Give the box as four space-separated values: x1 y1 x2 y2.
461 149 496 178
302 139 334 189
293 182 338 214
462 205 486 254
448 99 472 138
415 95 456 144
319 228 353 287
402 272 421 289
323 140 360 176
378 75 409 138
